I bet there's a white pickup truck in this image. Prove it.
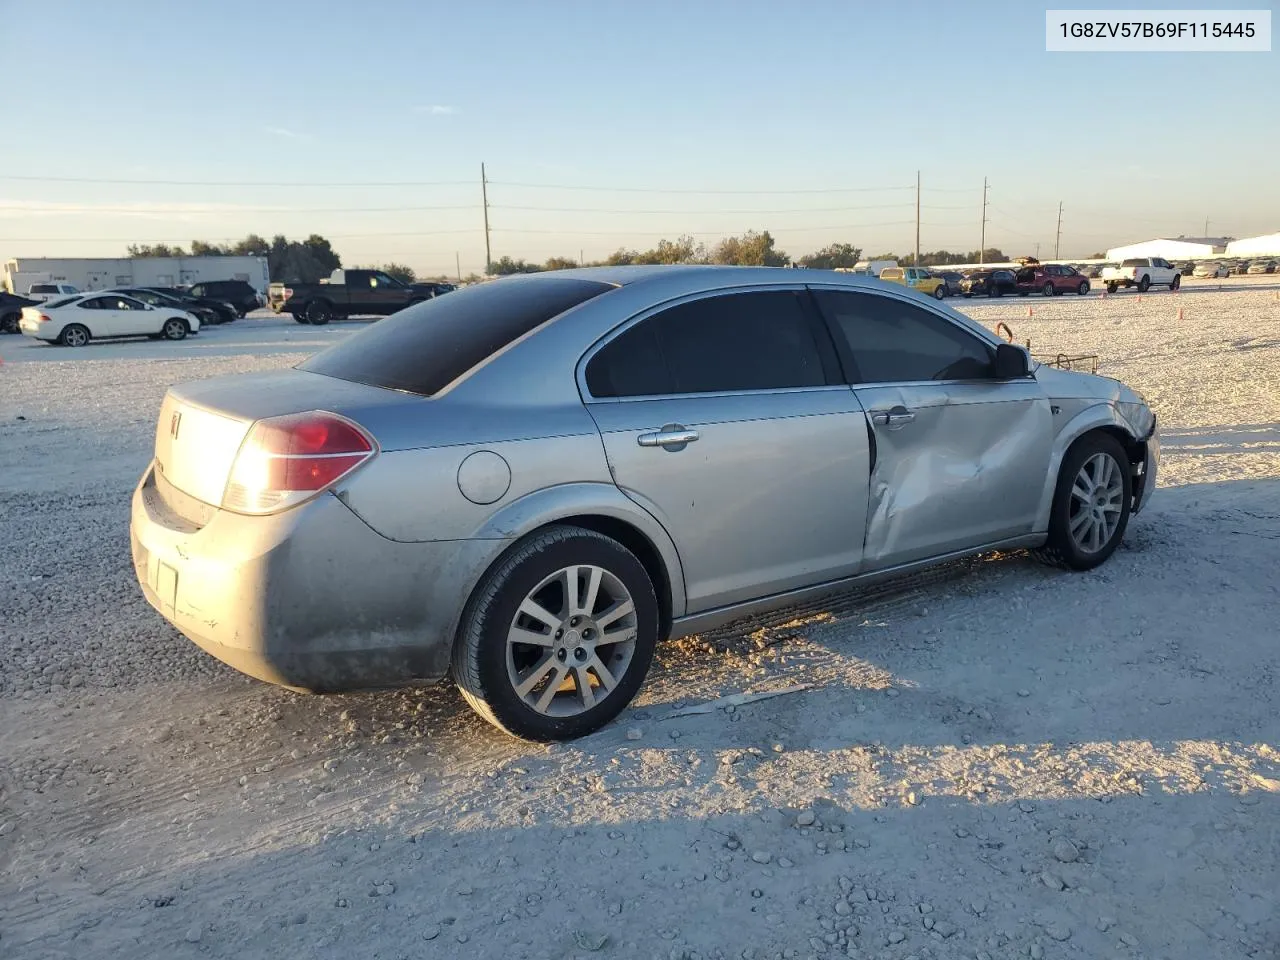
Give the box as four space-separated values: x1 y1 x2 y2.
1101 257 1181 293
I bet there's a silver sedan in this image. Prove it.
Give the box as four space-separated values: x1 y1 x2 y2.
130 266 1159 741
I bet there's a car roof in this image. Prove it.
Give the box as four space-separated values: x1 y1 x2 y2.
506 264 928 298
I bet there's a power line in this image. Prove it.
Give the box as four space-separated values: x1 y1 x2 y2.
491 202 914 214
0 174 474 187
0 203 481 214
487 180 915 195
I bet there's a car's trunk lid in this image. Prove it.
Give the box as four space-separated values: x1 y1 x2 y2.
153 368 409 511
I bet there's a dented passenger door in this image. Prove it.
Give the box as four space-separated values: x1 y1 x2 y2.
810 287 1054 570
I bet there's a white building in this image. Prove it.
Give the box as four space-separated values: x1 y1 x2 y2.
3 256 270 296
1105 237 1231 261
1225 233 1280 257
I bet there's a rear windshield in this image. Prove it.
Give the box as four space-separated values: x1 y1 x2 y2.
1121 258 1147 267
31 284 58 293
299 276 615 396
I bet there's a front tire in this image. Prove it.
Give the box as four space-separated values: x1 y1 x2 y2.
1137 276 1151 292
452 526 660 742
1170 274 1181 290
1043 282 1055 297
162 317 189 341
59 323 90 347
932 285 945 300
1035 432 1132 571
1077 281 1090 295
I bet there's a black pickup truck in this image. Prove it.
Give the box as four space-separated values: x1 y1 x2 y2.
268 268 455 324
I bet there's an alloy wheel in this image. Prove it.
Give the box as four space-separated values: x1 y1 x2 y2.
505 564 638 717
1068 452 1125 553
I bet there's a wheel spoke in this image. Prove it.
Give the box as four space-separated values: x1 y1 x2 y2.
1070 479 1093 503
514 654 558 698
587 655 617 692
535 665 568 712
509 626 556 648
573 667 596 710
1070 509 1092 535
1089 519 1103 552
518 598 561 632
580 566 603 617
596 598 634 630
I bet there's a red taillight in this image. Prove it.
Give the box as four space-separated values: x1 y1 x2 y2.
37 313 52 323
222 411 375 515
282 287 294 300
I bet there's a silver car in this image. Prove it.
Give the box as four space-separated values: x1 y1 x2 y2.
130 267 1159 741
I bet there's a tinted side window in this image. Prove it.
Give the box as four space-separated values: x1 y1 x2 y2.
301 276 614 397
587 291 827 398
813 290 994 384
585 317 671 398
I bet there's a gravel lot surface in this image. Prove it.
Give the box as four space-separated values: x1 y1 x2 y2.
2 278 1278 960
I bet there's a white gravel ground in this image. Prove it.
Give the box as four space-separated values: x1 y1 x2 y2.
1 278 1278 960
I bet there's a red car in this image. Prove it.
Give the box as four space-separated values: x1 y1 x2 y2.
1015 263 1091 296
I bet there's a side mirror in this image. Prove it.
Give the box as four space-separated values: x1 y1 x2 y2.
993 343 1030 379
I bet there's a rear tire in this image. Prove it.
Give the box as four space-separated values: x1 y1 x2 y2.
59 323 90 347
162 317 189 341
990 286 1002 298
1043 282 1055 297
1106 282 1118 293
1035 432 1132 571
292 313 310 324
304 300 333 326
1137 275 1151 292
452 526 660 742
0 312 18 334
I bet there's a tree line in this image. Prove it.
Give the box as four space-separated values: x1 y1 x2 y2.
127 230 1037 285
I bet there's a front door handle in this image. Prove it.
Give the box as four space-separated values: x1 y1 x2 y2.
870 407 916 429
637 424 700 449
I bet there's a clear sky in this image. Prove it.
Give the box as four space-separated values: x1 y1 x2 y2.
4 0 1277 275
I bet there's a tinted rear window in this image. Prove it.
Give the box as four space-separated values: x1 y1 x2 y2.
299 276 615 396
31 284 58 293
45 296 81 309
1122 258 1147 267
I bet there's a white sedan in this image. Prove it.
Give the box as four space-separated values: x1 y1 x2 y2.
19 293 200 346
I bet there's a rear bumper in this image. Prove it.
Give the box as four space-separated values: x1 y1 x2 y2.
129 463 503 691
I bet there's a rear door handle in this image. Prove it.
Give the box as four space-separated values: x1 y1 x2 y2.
637 424 700 449
870 407 916 429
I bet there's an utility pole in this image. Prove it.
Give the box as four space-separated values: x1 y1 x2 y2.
579 249 583 266
1204 217 1210 237
914 170 921 267
480 162 492 274
979 176 989 265
1054 201 1063 260
455 251 461 282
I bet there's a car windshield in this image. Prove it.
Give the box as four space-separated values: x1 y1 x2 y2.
299 276 616 396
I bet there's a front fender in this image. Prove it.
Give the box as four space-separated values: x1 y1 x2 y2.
469 482 688 617
1034 402 1138 531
